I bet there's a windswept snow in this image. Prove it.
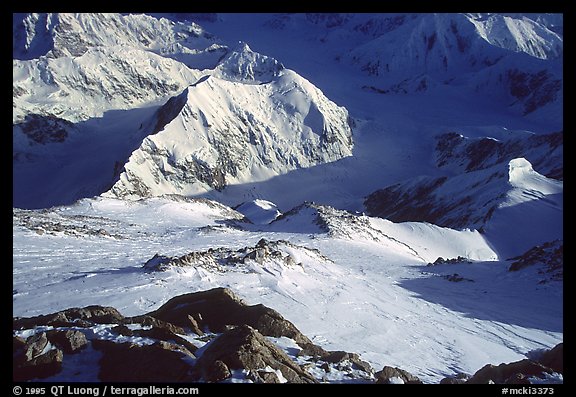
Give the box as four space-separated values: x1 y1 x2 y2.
13 12 562 384
13 196 562 383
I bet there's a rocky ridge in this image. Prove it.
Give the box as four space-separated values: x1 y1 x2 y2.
13 287 562 383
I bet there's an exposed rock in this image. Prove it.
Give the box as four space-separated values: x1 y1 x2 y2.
93 339 195 382
248 370 282 383
434 131 563 180
25 332 48 360
467 359 553 384
440 372 471 384
14 348 64 381
538 343 563 373
508 240 563 282
46 330 88 354
196 325 316 383
375 366 422 384
428 256 472 266
505 373 531 384
323 351 373 373
203 360 231 382
128 314 187 335
110 324 197 354
443 273 474 282
143 239 314 273
14 305 125 330
146 287 314 347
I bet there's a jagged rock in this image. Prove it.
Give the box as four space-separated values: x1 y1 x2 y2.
375 366 422 384
508 240 563 282
14 305 125 329
428 256 472 266
204 360 231 382
443 273 474 282
467 359 553 384
196 325 316 383
146 287 314 347
46 330 88 354
93 339 195 382
127 315 186 335
538 343 563 373
25 332 48 360
110 324 198 354
505 373 531 384
14 348 64 381
440 372 471 384
248 370 282 383
323 351 373 373
144 239 312 273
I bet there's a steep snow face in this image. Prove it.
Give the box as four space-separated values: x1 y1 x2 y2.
12 12 223 123
235 199 282 225
13 46 201 123
106 65 353 199
468 14 563 60
343 13 562 117
365 158 562 258
215 42 284 83
13 13 227 67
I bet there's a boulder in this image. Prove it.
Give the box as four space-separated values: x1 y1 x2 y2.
146 287 313 346
375 366 422 384
25 332 48 360
110 324 198 354
14 348 63 381
322 350 373 373
440 372 471 384
204 360 231 382
538 343 563 373
14 305 124 329
93 339 195 382
196 325 316 383
46 330 88 354
467 359 553 384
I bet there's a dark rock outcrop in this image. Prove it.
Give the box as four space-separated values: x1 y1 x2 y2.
13 333 64 381
93 339 196 382
375 365 422 384
196 325 316 383
508 240 563 282
14 305 125 330
467 359 553 384
440 372 471 384
538 343 563 374
46 330 88 354
146 287 314 347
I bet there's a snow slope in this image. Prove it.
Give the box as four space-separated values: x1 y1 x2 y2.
13 196 562 383
106 46 353 199
365 158 562 258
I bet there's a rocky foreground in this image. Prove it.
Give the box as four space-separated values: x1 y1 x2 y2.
13 287 562 383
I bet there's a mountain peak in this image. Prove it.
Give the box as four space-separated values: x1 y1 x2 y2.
215 41 284 84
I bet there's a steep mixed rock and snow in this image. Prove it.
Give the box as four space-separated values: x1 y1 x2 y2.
434 130 563 180
14 14 353 209
106 45 353 199
364 158 562 258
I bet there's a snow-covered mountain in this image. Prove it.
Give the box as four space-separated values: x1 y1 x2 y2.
13 13 352 208
106 44 353 199
255 13 562 123
365 157 562 258
13 12 563 384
